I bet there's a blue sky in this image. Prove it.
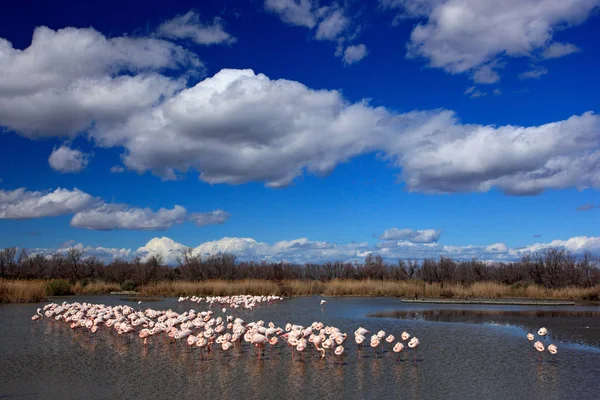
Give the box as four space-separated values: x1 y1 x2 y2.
0 0 599 264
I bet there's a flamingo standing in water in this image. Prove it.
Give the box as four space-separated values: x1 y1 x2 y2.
386 334 395 351
334 345 344 365
547 344 558 355
370 336 380 358
534 340 545 361
393 342 404 361
538 327 548 341
408 337 420 361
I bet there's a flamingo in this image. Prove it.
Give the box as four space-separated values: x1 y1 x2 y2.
334 345 344 365
393 342 404 361
370 336 380 358
534 340 545 361
320 300 327 306
537 327 548 340
547 344 558 355
408 337 420 361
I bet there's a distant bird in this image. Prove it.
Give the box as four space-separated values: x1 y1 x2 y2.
538 327 548 338
138 301 142 304
527 333 534 341
320 300 327 306
548 344 558 355
401 331 411 341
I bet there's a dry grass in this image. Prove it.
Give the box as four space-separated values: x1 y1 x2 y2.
0 279 46 303
0 279 598 303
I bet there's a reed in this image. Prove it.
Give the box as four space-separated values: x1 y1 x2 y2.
0 279 598 303
0 279 46 303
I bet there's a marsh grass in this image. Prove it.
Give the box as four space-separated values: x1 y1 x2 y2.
1 279 598 303
0 279 46 303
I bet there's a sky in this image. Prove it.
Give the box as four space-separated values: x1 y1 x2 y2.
0 0 599 264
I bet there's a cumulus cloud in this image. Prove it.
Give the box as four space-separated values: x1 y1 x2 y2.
70 204 188 230
157 11 236 45
48 145 91 173
0 26 201 137
51 234 599 265
90 69 600 195
264 0 317 28
342 44 368 65
576 203 595 211
0 188 98 219
382 0 599 81
136 237 188 264
379 228 442 243
542 42 580 59
189 209 231 226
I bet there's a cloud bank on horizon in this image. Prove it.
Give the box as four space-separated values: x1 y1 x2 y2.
25 234 600 265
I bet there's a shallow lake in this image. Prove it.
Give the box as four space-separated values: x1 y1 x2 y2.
1 296 599 399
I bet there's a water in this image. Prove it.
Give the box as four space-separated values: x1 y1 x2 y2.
1 296 599 399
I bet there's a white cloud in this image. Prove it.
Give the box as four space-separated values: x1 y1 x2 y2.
0 26 201 137
542 42 580 59
136 236 188 264
0 188 98 219
343 44 368 65
189 209 231 226
315 7 350 41
383 0 599 81
157 11 236 45
0 185 228 230
509 236 600 256
379 228 442 243
519 66 548 80
48 145 91 173
264 0 317 28
70 204 188 230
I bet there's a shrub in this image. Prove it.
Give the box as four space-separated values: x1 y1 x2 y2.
121 280 137 291
46 279 73 296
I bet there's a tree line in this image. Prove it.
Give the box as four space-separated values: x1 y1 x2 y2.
0 247 598 289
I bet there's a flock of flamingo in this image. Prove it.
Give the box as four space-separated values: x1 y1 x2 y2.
30 295 560 365
30 296 421 364
527 327 559 360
